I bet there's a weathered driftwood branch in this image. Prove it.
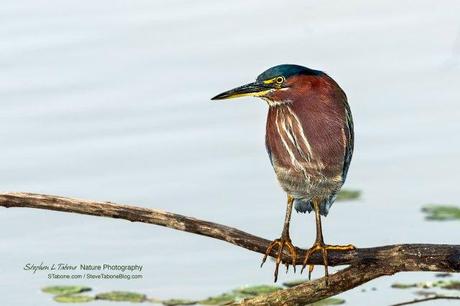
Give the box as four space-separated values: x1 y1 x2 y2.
390 295 460 306
1 192 459 306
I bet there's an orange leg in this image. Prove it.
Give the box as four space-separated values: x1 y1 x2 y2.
261 195 298 282
301 199 355 282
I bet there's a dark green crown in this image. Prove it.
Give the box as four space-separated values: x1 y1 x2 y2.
256 64 323 82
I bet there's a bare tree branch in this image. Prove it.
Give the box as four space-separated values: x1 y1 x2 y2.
390 295 460 306
1 192 459 305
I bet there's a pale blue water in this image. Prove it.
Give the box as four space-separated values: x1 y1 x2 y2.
1 1 460 305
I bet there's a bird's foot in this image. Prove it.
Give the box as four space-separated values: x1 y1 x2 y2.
301 242 355 282
260 236 297 282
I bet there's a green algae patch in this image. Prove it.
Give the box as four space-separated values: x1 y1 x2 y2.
42 286 92 295
95 291 146 303
442 280 460 290
235 285 282 295
162 299 197 306
422 205 460 221
336 189 361 201
282 279 307 288
37 283 350 305
391 280 460 290
200 285 283 304
199 292 242 305
391 282 417 289
310 297 346 305
54 295 94 303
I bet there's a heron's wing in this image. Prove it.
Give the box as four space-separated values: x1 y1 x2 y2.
342 96 354 180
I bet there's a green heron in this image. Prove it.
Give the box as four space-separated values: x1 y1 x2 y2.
212 64 355 282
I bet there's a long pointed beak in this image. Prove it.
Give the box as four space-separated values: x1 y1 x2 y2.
211 82 272 100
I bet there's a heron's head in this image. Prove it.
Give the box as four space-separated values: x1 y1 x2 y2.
211 64 324 106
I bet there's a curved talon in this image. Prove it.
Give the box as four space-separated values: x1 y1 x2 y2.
308 264 314 280
260 237 298 282
260 240 278 268
301 243 356 281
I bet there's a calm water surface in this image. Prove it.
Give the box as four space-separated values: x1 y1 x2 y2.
1 1 460 305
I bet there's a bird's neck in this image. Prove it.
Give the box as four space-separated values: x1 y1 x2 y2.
263 96 293 108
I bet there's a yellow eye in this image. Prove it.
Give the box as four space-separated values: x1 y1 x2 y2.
275 76 284 84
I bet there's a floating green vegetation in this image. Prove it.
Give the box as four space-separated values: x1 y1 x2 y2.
42 283 346 304
443 281 460 290
199 292 242 305
54 295 95 303
336 189 361 201
422 205 460 221
391 283 417 289
391 280 460 290
162 299 197 306
235 284 282 295
42 286 92 295
310 297 346 305
282 279 307 288
95 291 146 303
200 284 283 304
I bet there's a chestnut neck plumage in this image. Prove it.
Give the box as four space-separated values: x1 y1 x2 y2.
264 74 350 179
